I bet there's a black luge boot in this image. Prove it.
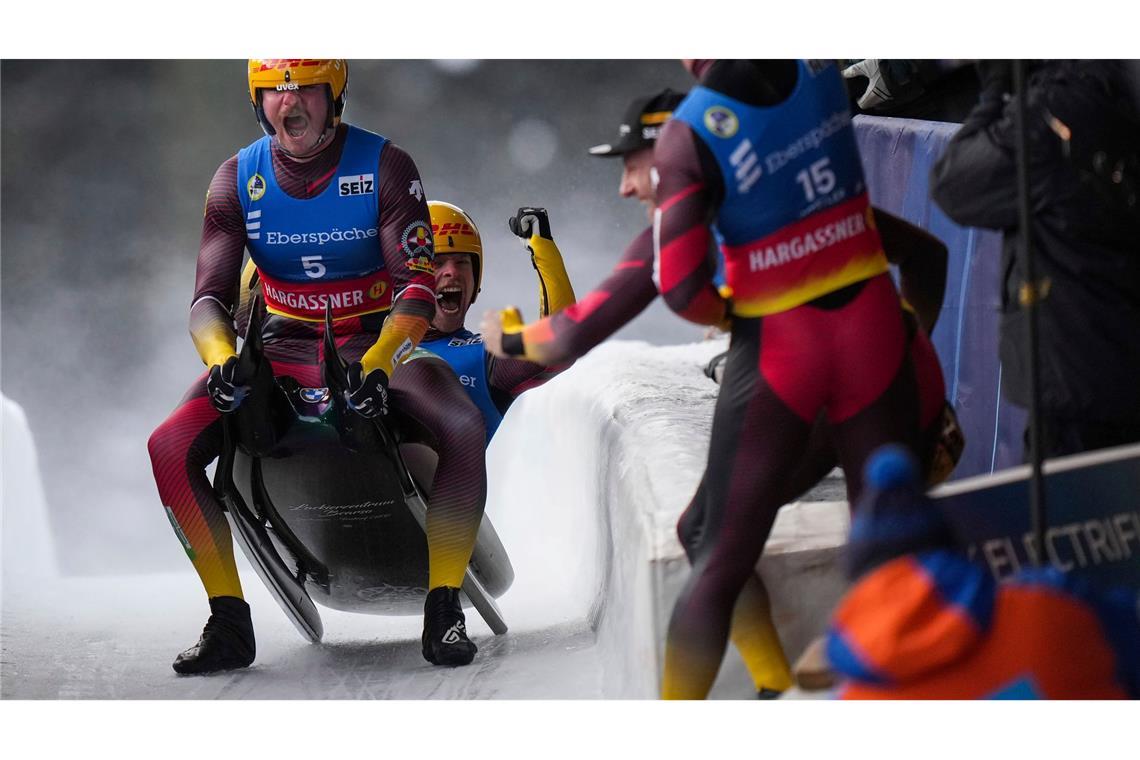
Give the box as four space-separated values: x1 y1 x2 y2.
172 596 256 675
421 586 477 667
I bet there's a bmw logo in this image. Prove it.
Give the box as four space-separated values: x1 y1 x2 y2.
300 387 330 403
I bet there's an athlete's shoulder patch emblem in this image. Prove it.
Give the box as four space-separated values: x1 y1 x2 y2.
247 173 267 201
703 106 739 139
401 220 435 273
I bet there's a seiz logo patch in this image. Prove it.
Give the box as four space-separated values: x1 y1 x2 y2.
339 173 375 197
247 173 267 201
640 110 671 142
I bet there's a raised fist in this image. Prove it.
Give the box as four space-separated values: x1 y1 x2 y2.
509 207 552 241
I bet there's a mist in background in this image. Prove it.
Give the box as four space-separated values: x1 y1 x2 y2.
0 60 699 575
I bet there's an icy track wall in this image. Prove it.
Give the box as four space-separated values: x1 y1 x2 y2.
2 394 57 584
484 342 849 698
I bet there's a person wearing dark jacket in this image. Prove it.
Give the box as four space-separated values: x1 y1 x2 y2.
930 60 1140 459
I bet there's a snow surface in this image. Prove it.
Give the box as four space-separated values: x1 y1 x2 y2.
2 342 842 699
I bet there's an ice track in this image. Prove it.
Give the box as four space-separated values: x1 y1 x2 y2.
2 342 834 700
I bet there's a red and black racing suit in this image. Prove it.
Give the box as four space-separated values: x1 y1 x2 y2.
503 210 953 694
148 125 487 604
653 60 922 698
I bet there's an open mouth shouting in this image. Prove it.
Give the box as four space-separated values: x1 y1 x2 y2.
437 284 466 315
284 112 310 138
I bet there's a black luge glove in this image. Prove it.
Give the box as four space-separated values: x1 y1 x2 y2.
509 207 552 240
206 356 247 413
345 362 390 418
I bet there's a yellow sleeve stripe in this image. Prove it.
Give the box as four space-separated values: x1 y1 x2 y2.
529 236 576 317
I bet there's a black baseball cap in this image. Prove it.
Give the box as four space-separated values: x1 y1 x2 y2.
588 88 688 157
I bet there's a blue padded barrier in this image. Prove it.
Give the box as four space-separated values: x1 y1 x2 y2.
854 116 1026 478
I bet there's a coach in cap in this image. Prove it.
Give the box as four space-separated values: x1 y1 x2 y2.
589 88 687 221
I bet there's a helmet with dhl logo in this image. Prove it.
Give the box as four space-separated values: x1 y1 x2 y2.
247 59 349 137
429 200 484 303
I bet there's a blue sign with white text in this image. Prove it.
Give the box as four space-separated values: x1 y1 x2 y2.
933 444 1140 593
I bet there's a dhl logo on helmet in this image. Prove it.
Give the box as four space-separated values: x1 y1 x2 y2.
433 222 477 237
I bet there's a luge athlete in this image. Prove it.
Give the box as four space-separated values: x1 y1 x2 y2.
150 60 487 674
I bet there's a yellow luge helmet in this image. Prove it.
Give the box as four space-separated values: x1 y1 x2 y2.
429 200 484 302
247 59 348 136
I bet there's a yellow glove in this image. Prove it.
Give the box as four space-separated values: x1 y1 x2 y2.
480 306 525 359
501 306 524 333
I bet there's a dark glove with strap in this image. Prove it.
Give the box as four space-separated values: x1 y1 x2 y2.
509 207 552 241
206 356 247 413
345 362 390 418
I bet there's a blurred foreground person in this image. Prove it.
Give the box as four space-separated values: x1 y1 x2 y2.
829 445 1140 699
149 59 487 674
931 60 1140 459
